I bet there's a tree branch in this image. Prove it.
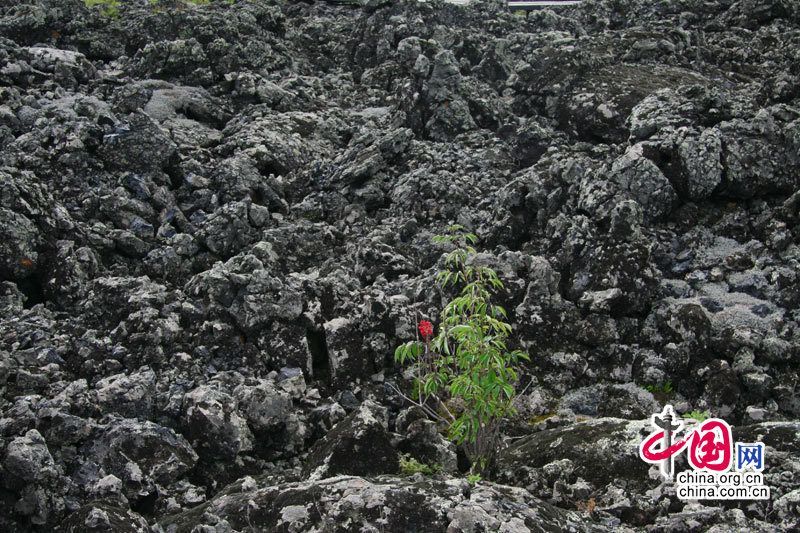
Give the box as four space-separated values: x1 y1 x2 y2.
386 382 448 424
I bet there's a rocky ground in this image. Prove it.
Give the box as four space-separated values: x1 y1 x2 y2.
0 0 799 530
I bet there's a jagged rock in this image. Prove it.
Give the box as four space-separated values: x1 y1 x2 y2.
0 280 26 313
553 63 710 144
735 421 800 501
218 110 335 175
309 401 347 440
233 378 301 453
774 489 800 530
2 429 64 524
98 112 177 173
424 50 477 140
182 385 253 460
93 367 156 419
42 240 100 306
648 505 781 532
0 208 39 281
397 419 458 474
133 38 211 86
59 502 150 533
211 154 287 210
0 0 798 530
495 418 655 499
594 143 677 221
323 316 371 388
565 237 658 316
161 474 615 532
82 418 197 502
716 110 800 198
560 384 660 419
4 46 97 88
659 128 723 201
332 127 413 185
3 429 57 488
185 249 305 334
194 200 261 257
303 400 399 479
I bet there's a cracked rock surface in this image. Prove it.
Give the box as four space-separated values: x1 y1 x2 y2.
0 0 799 531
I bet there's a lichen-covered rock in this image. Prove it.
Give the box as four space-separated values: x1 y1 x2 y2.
332 127 413 186
181 385 253 460
424 50 476 140
716 111 800 198
58 502 150 533
161 474 618 533
2 429 64 524
560 384 660 419
774 489 800 530
83 418 197 502
3 429 57 487
303 400 399 479
0 0 798 530
659 128 723 201
551 63 711 144
0 208 40 281
93 367 156 419
496 418 654 498
3 46 97 88
322 316 373 388
234 380 293 434
734 421 800 502
98 112 177 173
608 144 677 221
397 418 458 474
648 505 784 533
185 248 306 335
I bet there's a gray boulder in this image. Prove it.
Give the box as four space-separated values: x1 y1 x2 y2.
161 474 616 532
58 503 150 533
99 112 177 172
397 419 458 474
0 208 39 281
303 399 399 479
83 418 197 501
182 385 253 460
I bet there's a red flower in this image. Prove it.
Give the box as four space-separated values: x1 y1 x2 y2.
418 320 434 340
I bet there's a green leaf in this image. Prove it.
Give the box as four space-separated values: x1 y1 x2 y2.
394 344 408 363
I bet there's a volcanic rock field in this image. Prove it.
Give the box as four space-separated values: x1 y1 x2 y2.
0 0 799 531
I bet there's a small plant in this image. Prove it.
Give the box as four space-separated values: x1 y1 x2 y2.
87 0 237 16
148 0 217 6
684 409 710 422
399 454 440 476
645 381 673 394
85 0 120 17
393 225 529 475
467 473 482 485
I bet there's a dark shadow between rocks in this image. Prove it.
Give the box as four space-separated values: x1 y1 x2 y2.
307 328 331 387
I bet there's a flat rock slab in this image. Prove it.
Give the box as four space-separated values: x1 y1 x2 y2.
161 474 618 532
